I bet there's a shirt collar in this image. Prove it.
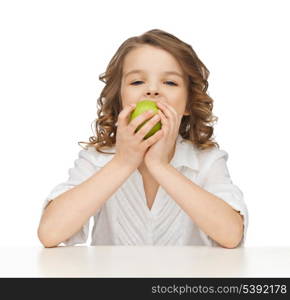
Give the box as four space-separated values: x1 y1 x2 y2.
170 134 199 171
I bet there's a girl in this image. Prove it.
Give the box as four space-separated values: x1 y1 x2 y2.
38 29 248 248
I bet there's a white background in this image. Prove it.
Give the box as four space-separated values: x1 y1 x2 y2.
0 0 289 247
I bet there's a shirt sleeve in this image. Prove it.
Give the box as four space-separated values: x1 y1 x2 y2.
40 148 101 246
197 149 249 248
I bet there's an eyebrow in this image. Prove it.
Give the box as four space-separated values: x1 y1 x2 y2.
124 69 184 79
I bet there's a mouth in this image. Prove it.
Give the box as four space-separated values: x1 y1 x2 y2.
139 99 157 103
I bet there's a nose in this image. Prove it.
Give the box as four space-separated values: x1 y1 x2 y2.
144 82 160 100
146 86 159 96
146 91 159 96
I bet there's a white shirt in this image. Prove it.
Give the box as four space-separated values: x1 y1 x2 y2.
41 134 248 247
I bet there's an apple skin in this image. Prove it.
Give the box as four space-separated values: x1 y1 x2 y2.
129 100 162 139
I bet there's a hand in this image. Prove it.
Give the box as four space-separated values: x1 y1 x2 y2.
114 103 163 169
144 102 183 167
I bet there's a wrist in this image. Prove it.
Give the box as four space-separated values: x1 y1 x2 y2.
146 160 170 171
111 156 136 173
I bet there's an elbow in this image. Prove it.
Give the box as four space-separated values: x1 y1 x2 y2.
42 243 59 248
222 212 244 249
222 225 244 249
37 225 60 248
222 238 242 249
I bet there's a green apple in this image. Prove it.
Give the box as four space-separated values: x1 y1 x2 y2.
130 100 162 139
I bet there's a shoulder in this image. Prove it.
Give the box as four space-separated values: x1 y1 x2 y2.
77 146 116 168
191 145 236 186
193 145 229 171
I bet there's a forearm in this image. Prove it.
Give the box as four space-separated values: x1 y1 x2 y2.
38 157 135 247
148 163 243 248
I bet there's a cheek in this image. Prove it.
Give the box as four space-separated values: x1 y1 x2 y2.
120 82 126 97
169 95 187 115
177 90 188 114
120 84 130 102
121 86 139 100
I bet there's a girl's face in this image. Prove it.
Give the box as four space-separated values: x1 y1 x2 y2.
120 45 189 117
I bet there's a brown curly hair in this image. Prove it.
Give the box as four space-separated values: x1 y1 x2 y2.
78 29 219 154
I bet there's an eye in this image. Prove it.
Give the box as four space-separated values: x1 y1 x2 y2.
131 81 143 85
165 81 177 86
130 81 178 86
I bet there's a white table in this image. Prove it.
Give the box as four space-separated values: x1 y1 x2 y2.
1 246 290 277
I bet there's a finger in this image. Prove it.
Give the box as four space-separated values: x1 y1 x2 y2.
156 102 168 117
137 113 161 140
160 102 179 123
156 102 175 122
158 105 181 137
117 103 136 127
158 109 168 126
141 127 163 148
129 109 155 134
159 104 175 126
158 110 169 135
